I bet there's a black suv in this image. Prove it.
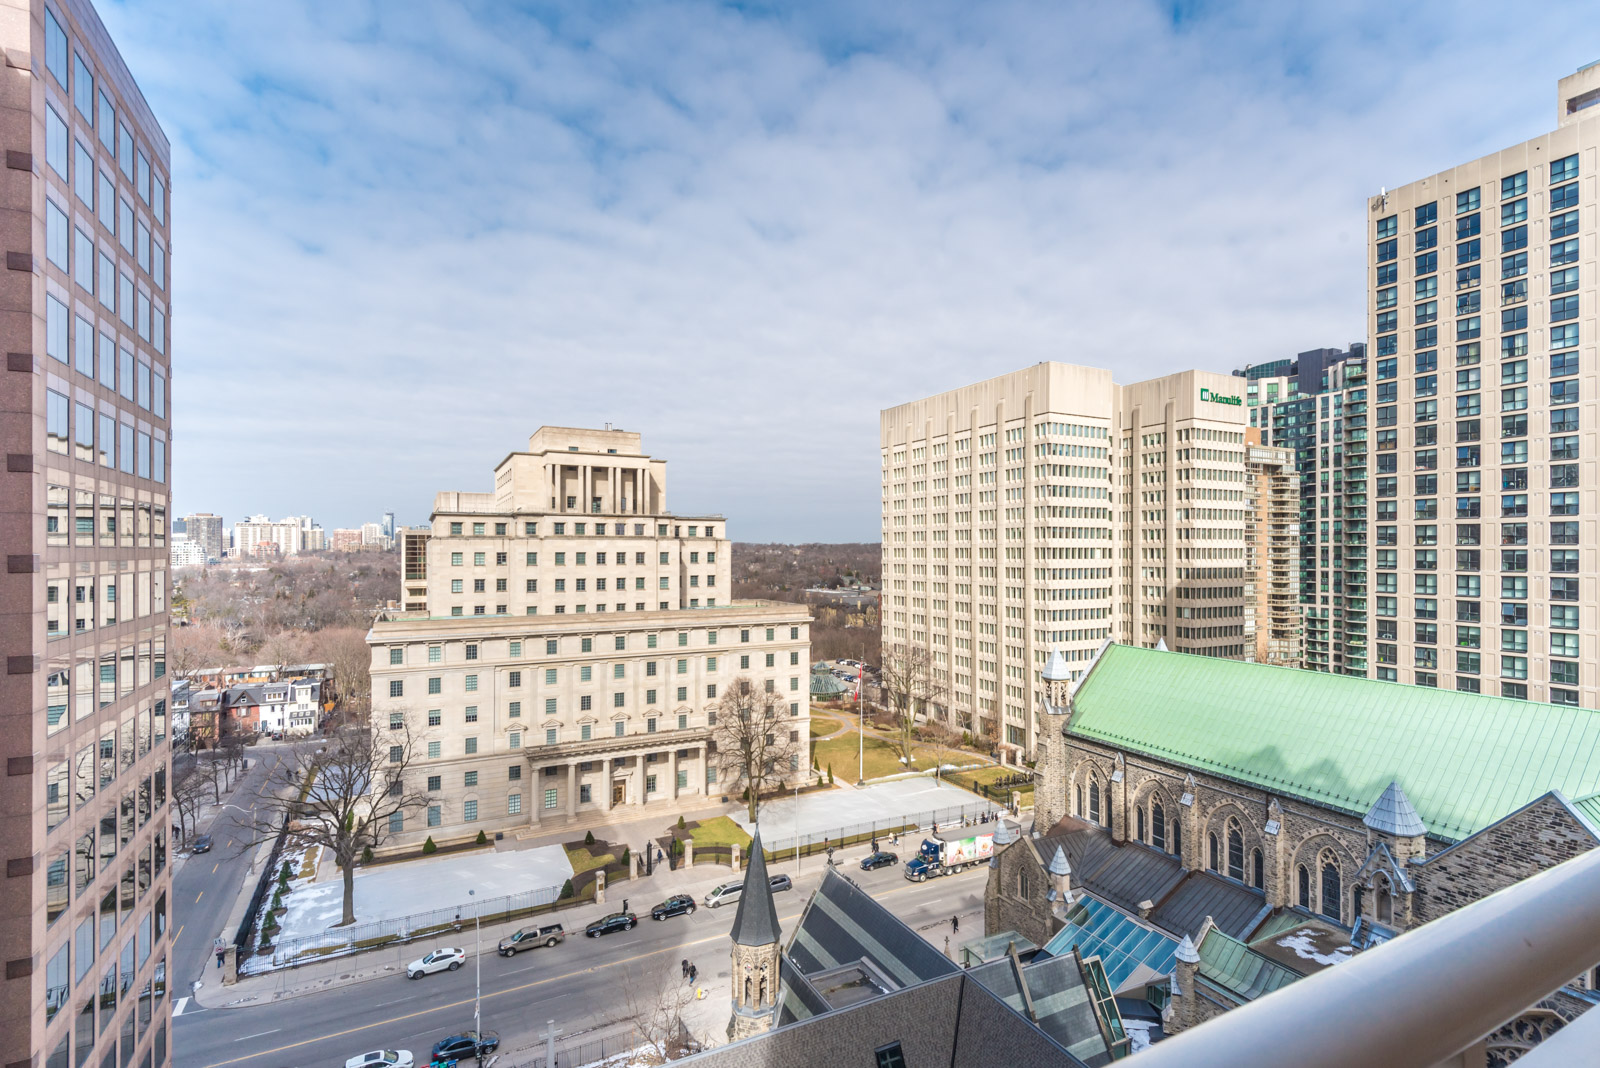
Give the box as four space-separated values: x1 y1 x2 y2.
431 1032 499 1061
860 850 898 871
585 911 637 937
651 895 696 920
191 835 213 854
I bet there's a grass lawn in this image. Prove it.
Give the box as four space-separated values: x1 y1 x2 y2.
687 815 752 850
809 720 833 738
564 843 618 875
811 730 958 782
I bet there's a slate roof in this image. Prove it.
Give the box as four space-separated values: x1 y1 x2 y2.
730 827 781 947
1149 871 1269 942
1363 781 1426 836
785 868 956 986
1068 643 1600 841
1038 820 1265 941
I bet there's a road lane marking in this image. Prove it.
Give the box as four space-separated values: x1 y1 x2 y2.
173 925 184 945
172 998 189 1017
233 1030 280 1042
196 873 977 1068
212 863 219 873
194 891 203 903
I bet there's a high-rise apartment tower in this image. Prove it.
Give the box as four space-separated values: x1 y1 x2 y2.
1367 66 1600 706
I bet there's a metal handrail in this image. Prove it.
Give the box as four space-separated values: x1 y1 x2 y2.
1134 845 1600 1068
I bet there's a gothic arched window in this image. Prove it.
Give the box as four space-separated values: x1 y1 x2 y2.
1320 855 1342 923
1088 781 1101 825
1226 818 1245 882
1137 806 1146 843
1076 785 1084 818
1172 818 1181 858
1252 848 1264 890
1151 802 1166 852
1297 864 1310 908
1207 833 1219 872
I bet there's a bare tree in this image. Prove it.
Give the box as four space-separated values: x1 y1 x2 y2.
169 620 227 682
172 762 216 841
878 643 951 768
318 626 375 726
711 677 803 823
620 962 696 1062
249 721 427 927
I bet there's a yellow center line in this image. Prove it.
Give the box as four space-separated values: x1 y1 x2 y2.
197 876 972 1068
194 891 203 903
173 924 184 945
212 862 219 873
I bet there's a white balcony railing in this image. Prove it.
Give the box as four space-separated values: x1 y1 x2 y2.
1134 844 1600 1068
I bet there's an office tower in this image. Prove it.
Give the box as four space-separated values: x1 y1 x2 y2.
368 427 810 846
0 5 173 1068
400 526 430 610
1244 430 1302 667
1368 66 1600 706
180 512 223 563
879 364 1250 758
381 511 395 540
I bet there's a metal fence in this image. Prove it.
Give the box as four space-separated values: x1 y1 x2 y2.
761 799 1001 860
518 1028 644 1068
256 883 566 971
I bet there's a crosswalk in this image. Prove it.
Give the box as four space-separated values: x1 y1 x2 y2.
172 997 189 1017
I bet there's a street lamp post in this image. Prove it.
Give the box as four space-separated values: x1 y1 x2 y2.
468 888 482 1044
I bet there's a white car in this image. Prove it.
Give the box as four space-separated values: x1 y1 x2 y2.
345 1051 413 1068
406 947 466 979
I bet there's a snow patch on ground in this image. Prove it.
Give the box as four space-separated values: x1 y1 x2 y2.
730 777 995 844
1123 1019 1155 1053
273 845 575 941
1275 929 1356 968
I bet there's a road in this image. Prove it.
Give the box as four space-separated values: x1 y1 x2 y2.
171 745 300 1000
172 860 989 1068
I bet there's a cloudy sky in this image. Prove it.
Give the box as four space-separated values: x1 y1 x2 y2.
101 0 1600 541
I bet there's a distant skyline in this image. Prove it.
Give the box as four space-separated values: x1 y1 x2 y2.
101 0 1600 540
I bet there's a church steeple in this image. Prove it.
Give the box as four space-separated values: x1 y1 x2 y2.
1033 647 1074 830
728 826 782 1041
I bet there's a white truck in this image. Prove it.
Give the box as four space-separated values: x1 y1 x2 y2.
903 829 995 880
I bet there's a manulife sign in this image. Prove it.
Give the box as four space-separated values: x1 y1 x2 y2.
1200 387 1242 406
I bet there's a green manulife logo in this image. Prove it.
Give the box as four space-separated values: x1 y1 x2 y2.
1200 388 1242 406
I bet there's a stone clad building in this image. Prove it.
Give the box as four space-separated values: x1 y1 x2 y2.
988 643 1600 1060
369 428 811 847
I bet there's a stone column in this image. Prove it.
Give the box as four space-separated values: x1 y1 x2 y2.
528 763 541 826
731 844 741 872
567 762 577 817
601 759 613 812
1109 753 1127 845
684 840 694 867
668 748 679 800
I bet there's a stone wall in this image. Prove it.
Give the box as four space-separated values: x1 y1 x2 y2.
983 840 1055 948
1412 795 1596 925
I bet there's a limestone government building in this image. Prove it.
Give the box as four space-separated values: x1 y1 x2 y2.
367 427 811 848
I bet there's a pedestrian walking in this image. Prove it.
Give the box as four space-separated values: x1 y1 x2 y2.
623 898 629 914
952 915 960 933
681 959 689 979
689 963 697 984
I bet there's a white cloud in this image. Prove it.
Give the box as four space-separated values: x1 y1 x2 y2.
98 0 1600 538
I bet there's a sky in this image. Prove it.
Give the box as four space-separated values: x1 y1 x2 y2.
97 0 1600 541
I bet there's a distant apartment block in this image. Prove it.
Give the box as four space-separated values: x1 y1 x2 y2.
368 427 811 847
1244 432 1302 667
180 511 223 561
232 514 321 558
880 364 1251 758
0 5 175 1068
1368 67 1600 706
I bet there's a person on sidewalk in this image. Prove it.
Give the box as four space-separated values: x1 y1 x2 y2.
952 915 960 933
689 963 697 984
681 959 688 979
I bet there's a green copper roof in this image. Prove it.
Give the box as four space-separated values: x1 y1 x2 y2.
1196 929 1299 1002
1068 645 1600 842
1572 792 1600 832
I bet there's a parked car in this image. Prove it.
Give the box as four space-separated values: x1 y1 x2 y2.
768 873 793 893
705 881 743 908
191 835 213 854
585 912 637 937
430 1033 499 1061
345 1052 412 1068
651 895 696 920
860 850 899 871
497 924 564 956
406 947 466 979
